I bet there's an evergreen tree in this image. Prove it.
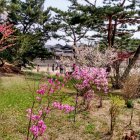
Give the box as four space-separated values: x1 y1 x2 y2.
5 0 56 68
0 0 6 14
50 7 90 46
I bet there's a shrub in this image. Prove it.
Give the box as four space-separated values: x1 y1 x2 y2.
126 100 134 108
109 95 125 134
122 74 140 101
72 66 109 109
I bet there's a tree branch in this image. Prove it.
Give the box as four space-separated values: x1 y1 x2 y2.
121 45 140 82
84 0 95 7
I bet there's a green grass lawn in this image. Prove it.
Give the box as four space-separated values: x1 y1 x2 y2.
0 75 35 139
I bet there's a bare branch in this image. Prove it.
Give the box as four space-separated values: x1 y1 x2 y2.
84 0 95 7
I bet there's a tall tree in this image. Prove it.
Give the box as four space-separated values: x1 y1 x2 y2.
68 0 140 88
68 0 140 48
50 7 90 46
0 0 6 14
0 24 15 66
5 0 56 68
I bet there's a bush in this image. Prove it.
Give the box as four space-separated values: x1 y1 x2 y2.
109 95 125 134
122 74 140 100
126 100 134 108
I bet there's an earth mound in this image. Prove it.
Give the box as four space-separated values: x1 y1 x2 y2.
0 62 22 74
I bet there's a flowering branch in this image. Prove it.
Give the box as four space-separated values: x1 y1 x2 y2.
26 74 72 139
0 24 15 52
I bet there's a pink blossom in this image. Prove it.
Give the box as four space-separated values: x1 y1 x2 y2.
30 125 39 137
37 89 46 95
48 78 53 84
27 110 42 121
38 110 43 116
72 66 108 93
38 120 47 135
26 108 32 114
36 96 41 101
30 120 47 137
52 102 75 113
62 84 65 87
49 88 54 94
31 114 40 121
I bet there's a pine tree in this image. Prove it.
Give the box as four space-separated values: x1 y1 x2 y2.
5 0 55 68
50 7 90 46
0 0 6 14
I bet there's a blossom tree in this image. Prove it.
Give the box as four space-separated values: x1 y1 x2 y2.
60 44 137 89
60 45 118 69
73 45 118 67
0 24 14 51
0 24 15 66
64 65 109 122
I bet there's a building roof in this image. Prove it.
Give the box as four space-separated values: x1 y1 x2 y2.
47 44 74 58
61 44 72 49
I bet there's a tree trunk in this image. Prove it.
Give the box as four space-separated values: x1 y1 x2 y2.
112 61 122 89
111 45 140 89
97 96 103 108
73 38 76 46
120 45 140 82
111 19 117 47
107 15 112 48
15 64 22 71
0 58 4 67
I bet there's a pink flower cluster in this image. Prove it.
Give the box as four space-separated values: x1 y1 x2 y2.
26 109 42 121
37 88 46 95
0 24 14 38
26 109 48 137
36 76 67 96
52 102 75 113
72 66 108 93
30 120 47 137
0 24 15 52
